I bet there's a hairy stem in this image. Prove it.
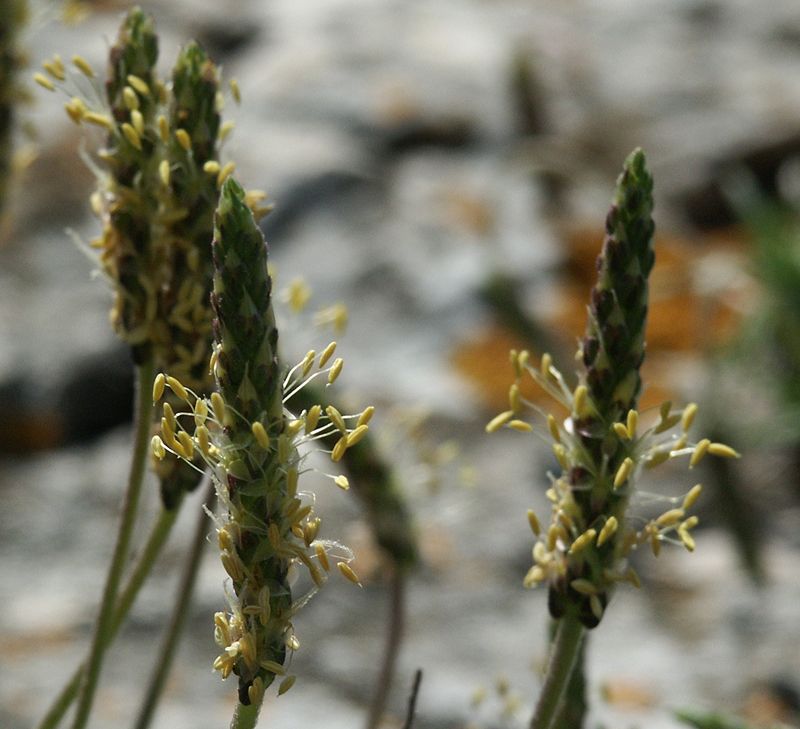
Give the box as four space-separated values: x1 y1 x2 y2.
530 614 585 729
70 359 155 729
37 504 180 729
365 566 406 729
230 701 263 729
133 478 215 729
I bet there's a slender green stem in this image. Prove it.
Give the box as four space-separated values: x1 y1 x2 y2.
230 701 263 729
37 504 180 729
365 565 406 729
70 359 156 729
529 614 585 729
133 478 214 729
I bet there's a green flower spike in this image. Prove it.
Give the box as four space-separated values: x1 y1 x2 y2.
153 41 223 508
97 7 163 365
153 178 371 722
488 149 740 729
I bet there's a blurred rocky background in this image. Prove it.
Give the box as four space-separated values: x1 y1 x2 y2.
2 1 800 728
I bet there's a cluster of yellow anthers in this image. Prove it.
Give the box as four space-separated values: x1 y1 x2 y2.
149 342 370 690
34 54 270 220
487 349 739 606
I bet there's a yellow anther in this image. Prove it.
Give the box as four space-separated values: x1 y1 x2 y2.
570 578 598 596
678 528 696 552
72 55 95 78
660 401 672 420
540 352 552 378
152 373 166 402
303 518 321 547
337 562 362 586
327 357 344 384
175 128 191 151
649 529 662 557
707 442 740 459
166 375 190 403
251 421 270 450
319 341 337 368
626 409 638 439
331 436 347 462
597 516 618 547
509 383 521 413
552 443 569 470
217 161 236 187
196 425 211 457
681 515 699 531
220 551 244 581
162 402 177 430
569 529 597 555
285 419 304 437
220 120 235 141
248 677 264 706
126 74 150 95
325 405 347 433
613 457 634 489
334 474 350 490
315 543 330 571
645 449 670 468
613 422 629 440
278 675 296 696
177 431 194 459
301 349 316 377
229 78 241 103
681 402 698 432
121 123 142 150
625 567 642 589
211 392 227 425
655 508 685 528
523 565 545 588
682 484 703 510
84 111 114 129
64 97 86 124
203 160 221 175
217 527 234 552
304 404 322 434
508 419 533 432
151 435 166 460
689 438 711 468
357 406 375 427
34 73 56 91
157 115 169 143
130 109 144 136
655 413 682 434
573 385 589 418
526 509 541 536
485 410 514 433
346 424 368 447
547 414 561 443
260 660 284 676
159 159 170 186
43 58 65 81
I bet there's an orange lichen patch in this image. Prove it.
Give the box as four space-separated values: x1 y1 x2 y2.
444 192 496 236
451 324 569 413
599 679 658 709
555 226 751 353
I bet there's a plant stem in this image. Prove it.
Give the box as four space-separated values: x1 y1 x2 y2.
365 565 406 729
529 614 585 729
132 478 215 729
230 701 263 729
37 504 180 729
70 359 156 729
